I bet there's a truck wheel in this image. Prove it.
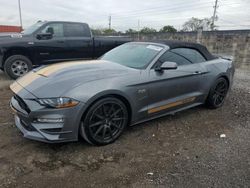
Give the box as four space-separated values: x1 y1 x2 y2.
4 55 32 79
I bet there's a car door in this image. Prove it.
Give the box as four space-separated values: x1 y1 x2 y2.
147 48 208 116
64 23 94 60
33 23 68 65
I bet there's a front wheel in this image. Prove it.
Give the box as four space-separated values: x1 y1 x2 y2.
80 97 129 145
4 55 32 79
206 77 229 109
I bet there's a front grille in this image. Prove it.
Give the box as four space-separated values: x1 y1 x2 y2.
42 128 62 134
14 94 31 113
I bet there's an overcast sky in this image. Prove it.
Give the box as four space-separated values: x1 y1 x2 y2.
0 0 249 31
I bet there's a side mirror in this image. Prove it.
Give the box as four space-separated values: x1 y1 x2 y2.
155 61 178 71
36 33 53 40
47 27 54 35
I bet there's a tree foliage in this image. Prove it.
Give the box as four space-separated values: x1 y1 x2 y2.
182 17 214 31
159 25 177 33
91 28 103 35
125 28 137 34
140 27 157 33
102 28 117 34
91 28 118 35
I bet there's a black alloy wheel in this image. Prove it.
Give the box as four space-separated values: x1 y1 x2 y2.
206 77 229 109
81 97 128 145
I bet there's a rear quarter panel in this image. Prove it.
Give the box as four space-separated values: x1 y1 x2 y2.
202 58 234 95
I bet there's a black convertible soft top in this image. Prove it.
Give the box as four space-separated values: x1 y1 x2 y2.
150 40 216 61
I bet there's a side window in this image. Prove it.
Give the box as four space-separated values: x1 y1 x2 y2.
40 23 64 37
158 51 192 66
171 48 206 63
64 23 91 37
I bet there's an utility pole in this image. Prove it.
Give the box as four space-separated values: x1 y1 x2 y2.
137 19 140 41
18 0 23 29
211 0 218 30
108 15 111 30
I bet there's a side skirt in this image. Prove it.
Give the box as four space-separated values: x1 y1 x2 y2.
130 102 203 127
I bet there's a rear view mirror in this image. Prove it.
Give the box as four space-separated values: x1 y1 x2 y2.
155 61 178 71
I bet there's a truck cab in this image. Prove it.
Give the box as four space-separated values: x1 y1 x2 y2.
0 21 130 79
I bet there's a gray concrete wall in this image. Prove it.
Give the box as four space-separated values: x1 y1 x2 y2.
107 30 250 68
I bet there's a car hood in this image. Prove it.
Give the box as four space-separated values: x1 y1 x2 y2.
12 60 136 99
0 32 23 39
0 33 30 45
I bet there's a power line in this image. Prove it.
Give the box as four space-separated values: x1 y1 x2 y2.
111 2 239 20
219 18 250 27
91 1 245 31
109 0 234 19
112 1 215 19
110 2 239 25
110 0 217 16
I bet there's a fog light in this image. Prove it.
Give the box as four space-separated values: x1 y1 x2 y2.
36 118 64 123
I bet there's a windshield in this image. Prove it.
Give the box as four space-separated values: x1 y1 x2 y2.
21 22 44 35
101 43 163 69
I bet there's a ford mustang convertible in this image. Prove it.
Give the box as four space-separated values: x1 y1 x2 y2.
10 41 235 145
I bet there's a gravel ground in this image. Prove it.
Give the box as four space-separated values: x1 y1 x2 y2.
0 69 249 188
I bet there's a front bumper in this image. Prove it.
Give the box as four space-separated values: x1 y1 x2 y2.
10 95 85 143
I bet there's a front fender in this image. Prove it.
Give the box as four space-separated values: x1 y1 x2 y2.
66 84 134 129
63 79 134 112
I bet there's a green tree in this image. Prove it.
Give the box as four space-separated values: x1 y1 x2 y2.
140 27 157 33
102 28 117 34
159 25 177 33
125 28 137 34
182 17 213 31
91 28 118 35
91 28 103 35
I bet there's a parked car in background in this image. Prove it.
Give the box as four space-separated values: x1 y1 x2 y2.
10 41 235 145
0 21 131 79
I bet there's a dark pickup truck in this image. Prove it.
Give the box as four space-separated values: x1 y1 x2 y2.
0 21 131 79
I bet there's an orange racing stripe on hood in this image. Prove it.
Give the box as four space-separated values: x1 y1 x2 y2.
36 60 102 77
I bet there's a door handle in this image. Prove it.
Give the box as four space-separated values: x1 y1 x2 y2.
56 40 64 43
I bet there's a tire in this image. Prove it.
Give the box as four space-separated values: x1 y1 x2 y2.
80 97 129 146
206 77 229 109
4 55 32 79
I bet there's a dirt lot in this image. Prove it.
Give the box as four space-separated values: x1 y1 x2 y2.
0 69 249 188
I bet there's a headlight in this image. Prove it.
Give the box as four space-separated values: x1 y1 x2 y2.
36 97 79 108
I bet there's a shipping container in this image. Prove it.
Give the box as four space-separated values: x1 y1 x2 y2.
0 25 22 33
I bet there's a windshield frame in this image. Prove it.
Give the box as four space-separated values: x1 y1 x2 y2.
100 42 166 70
21 22 46 35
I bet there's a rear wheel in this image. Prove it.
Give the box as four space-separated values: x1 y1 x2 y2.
206 77 229 109
4 55 32 79
80 97 128 145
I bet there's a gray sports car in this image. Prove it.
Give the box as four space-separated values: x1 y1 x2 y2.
10 41 235 145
